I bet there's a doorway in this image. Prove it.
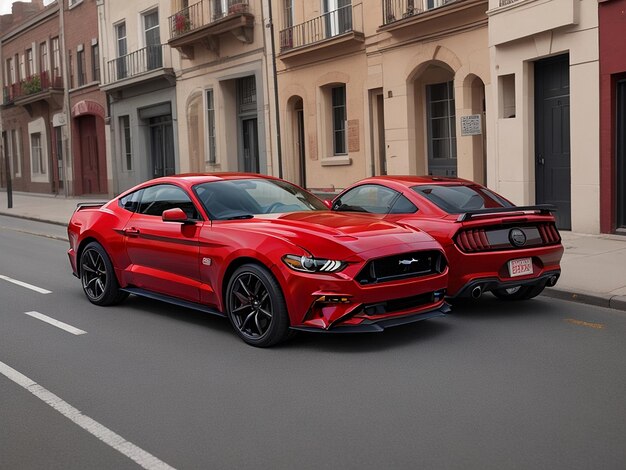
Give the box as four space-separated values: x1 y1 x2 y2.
149 115 175 177
535 54 571 230
617 79 626 230
242 118 259 173
78 115 101 194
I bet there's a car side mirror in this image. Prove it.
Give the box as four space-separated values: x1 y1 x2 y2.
162 208 191 223
323 199 333 209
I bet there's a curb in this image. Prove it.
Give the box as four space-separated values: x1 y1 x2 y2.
542 287 626 312
0 211 68 227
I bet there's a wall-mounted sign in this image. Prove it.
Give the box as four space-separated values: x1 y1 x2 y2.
52 113 67 127
460 114 482 136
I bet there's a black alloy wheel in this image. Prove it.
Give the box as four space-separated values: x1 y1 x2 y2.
226 264 290 347
80 242 128 306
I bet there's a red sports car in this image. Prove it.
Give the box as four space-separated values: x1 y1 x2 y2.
331 176 563 301
67 174 449 347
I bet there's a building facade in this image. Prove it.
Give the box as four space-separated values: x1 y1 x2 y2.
168 0 278 177
488 0 600 232
1 1 66 194
273 0 491 192
98 0 179 195
599 0 626 234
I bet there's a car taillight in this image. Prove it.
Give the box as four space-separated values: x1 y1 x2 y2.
538 223 560 244
456 229 491 252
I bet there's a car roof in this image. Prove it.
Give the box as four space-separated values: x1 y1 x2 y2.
358 175 476 187
143 172 282 187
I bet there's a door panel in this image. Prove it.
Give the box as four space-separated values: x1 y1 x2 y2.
79 116 101 194
535 54 571 230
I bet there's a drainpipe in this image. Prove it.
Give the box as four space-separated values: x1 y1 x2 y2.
59 0 70 197
0 40 13 208
266 0 283 179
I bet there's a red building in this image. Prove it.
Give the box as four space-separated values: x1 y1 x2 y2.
599 0 626 233
0 0 107 196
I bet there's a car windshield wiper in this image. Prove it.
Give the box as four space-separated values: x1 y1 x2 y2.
224 214 254 220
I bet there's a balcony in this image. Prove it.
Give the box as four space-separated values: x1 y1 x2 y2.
168 0 254 59
102 45 175 94
278 4 364 59
2 71 64 113
380 0 487 34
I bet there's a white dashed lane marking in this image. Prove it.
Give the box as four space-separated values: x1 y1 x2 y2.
24 311 87 336
0 274 52 294
0 360 177 470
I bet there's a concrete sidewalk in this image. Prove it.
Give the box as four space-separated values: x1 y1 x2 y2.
1 189 625 311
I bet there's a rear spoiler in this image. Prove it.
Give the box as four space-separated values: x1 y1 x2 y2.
75 202 107 211
456 204 557 222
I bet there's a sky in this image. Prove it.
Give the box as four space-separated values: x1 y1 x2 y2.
0 0 54 15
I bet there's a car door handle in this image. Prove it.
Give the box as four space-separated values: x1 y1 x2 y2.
123 227 140 237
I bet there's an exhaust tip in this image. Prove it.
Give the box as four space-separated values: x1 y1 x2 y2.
471 285 483 299
547 275 559 287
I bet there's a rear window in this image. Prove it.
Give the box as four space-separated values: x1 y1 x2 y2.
412 184 513 214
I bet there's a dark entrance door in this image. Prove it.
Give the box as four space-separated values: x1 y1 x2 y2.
149 116 175 177
242 118 259 173
535 54 571 230
427 81 457 177
617 79 626 230
79 115 101 194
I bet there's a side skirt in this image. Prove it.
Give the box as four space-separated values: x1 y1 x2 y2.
121 287 226 318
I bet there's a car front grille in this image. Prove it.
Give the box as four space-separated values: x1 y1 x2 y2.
355 250 446 285
455 222 561 253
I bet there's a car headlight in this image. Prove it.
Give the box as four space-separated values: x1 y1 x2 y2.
282 255 346 273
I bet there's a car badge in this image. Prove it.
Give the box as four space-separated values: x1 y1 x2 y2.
509 228 527 247
202 257 212 266
399 258 420 266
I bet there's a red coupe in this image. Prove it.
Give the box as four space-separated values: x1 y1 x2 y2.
331 176 563 301
67 174 449 347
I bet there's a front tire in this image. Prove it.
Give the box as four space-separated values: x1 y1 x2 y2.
80 242 128 306
226 264 290 347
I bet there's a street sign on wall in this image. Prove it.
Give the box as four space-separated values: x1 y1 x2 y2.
460 114 482 136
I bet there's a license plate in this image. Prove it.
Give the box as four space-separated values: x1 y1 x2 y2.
508 258 533 277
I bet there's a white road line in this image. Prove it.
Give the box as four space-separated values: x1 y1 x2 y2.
0 275 51 294
24 311 87 336
0 360 176 470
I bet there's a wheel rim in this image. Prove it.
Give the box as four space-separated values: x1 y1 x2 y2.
229 272 273 339
81 248 108 301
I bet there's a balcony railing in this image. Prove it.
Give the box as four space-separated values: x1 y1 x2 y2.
169 0 249 39
106 45 164 83
279 5 354 52
382 0 458 24
2 71 63 105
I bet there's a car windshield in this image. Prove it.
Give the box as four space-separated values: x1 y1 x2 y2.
412 184 513 214
193 178 328 220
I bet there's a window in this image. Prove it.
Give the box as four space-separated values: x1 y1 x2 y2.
51 38 60 79
30 133 44 175
284 0 293 28
206 89 216 164
6 58 14 84
18 53 23 81
119 189 142 212
11 129 22 177
213 0 228 19
91 42 100 82
120 115 132 171
26 49 33 77
115 22 127 79
411 184 513 214
333 184 418 214
137 184 200 219
331 85 347 155
143 10 162 70
77 46 86 86
426 81 456 169
40 41 48 75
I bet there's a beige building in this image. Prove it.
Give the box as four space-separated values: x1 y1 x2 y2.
168 0 279 176
488 0 600 233
274 0 491 191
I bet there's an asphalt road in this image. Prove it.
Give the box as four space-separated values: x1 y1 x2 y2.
1 215 626 470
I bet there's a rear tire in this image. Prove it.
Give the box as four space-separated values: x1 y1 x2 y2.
226 263 290 347
80 242 128 306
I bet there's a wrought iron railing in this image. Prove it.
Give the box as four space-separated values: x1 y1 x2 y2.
382 0 458 25
106 45 164 83
279 4 354 52
169 0 250 39
2 71 63 104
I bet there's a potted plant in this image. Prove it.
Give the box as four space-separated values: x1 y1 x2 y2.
228 2 247 14
174 12 191 34
23 74 42 95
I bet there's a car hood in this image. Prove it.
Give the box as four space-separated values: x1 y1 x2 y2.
215 211 440 258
